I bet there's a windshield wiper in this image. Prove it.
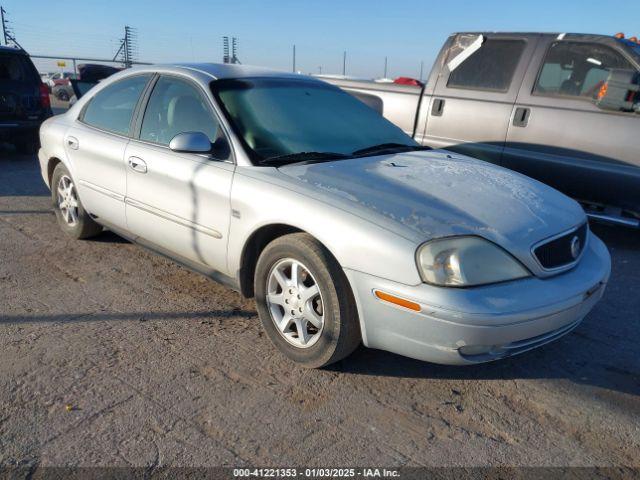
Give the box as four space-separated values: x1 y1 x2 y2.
351 143 431 157
260 151 351 166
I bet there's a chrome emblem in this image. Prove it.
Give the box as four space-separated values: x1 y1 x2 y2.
570 235 581 259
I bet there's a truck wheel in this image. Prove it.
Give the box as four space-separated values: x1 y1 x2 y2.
51 163 102 239
254 233 361 368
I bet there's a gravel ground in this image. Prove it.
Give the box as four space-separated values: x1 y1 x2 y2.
0 147 639 469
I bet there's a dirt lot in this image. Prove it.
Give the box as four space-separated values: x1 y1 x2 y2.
0 148 639 469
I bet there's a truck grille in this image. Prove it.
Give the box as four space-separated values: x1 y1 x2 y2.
534 223 588 269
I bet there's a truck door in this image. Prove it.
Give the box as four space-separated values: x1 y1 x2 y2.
423 34 537 165
502 37 640 219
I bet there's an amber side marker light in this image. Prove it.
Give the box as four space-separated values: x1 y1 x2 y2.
374 290 422 312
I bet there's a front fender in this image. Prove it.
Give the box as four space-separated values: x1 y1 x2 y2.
227 169 422 286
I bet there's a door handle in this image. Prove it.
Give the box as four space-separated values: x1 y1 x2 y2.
66 136 79 150
431 98 445 117
513 107 530 127
128 156 147 173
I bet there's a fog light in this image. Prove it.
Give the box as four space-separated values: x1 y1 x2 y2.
459 345 494 356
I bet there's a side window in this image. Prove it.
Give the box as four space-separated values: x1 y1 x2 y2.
534 42 635 99
140 76 219 146
82 75 150 135
446 39 526 92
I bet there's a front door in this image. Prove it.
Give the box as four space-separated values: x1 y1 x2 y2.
124 75 234 274
502 38 640 213
423 34 537 164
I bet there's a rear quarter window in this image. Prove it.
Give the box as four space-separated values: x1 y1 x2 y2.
446 39 526 92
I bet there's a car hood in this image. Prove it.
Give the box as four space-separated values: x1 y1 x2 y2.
277 150 586 252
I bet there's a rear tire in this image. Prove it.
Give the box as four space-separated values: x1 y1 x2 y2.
51 163 102 239
254 233 361 368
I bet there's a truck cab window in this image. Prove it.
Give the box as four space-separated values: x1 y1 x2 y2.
446 39 525 92
534 42 635 99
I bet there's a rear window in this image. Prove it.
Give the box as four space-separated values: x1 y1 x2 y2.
0 53 38 83
446 39 526 92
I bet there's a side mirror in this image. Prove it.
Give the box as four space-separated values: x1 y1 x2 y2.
169 131 212 153
595 69 640 113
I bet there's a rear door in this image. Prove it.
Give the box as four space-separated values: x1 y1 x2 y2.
423 34 538 164
124 74 234 273
65 74 152 228
503 37 640 213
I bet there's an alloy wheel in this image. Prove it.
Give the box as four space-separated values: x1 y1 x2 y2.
57 174 79 227
266 258 324 348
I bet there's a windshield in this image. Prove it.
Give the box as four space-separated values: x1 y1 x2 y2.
210 77 417 164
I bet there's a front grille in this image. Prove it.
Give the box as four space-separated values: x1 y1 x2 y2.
534 223 588 269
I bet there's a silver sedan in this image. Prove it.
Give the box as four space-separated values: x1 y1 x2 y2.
38 63 611 367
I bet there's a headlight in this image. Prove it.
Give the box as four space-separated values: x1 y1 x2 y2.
416 236 530 287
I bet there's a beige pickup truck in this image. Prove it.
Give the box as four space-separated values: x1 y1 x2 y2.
323 32 640 228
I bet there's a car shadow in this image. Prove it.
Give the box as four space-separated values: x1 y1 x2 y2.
329 323 640 397
0 309 257 325
89 230 130 244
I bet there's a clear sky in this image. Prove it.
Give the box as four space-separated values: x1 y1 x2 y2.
4 0 640 78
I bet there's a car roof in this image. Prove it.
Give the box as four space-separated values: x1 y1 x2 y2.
0 45 27 55
164 62 304 81
454 32 627 43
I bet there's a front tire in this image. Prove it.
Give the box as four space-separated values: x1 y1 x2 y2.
254 233 361 368
51 163 102 239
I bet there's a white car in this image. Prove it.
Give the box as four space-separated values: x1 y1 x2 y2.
38 63 611 367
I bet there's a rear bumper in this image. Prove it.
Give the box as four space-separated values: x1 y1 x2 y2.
345 232 611 365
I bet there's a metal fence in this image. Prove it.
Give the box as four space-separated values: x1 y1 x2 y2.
30 54 151 74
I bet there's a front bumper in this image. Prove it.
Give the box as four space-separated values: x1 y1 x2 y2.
344 232 611 365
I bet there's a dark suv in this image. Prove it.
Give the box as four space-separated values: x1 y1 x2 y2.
0 46 52 154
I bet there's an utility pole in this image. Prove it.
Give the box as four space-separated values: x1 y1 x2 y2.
0 7 7 46
113 25 137 68
419 61 424 81
223 36 240 64
231 36 239 64
318 66 322 74
384 56 388 78
292 44 296 73
223 36 230 63
1 7 22 49
342 51 346 76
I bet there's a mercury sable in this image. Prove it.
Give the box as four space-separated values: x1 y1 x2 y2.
38 64 611 367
